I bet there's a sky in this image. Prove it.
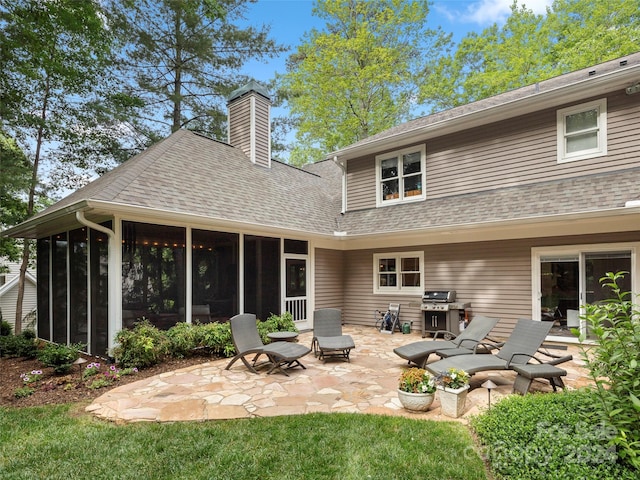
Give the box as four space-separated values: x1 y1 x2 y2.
239 0 555 81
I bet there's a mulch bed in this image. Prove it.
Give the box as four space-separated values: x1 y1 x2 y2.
0 354 216 408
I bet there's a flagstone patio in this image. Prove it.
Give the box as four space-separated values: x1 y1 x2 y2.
86 325 593 423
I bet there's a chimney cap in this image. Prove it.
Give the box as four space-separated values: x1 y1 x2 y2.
227 80 271 103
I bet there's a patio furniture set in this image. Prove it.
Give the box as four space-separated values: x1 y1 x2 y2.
226 307 572 395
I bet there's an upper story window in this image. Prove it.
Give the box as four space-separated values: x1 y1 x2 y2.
376 145 426 206
557 98 607 163
373 251 423 294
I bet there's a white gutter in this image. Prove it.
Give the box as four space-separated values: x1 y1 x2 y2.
75 210 120 354
333 155 347 214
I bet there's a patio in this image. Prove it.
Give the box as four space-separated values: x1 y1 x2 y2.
86 325 593 423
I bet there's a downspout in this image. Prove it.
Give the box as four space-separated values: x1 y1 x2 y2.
76 211 118 355
333 155 346 214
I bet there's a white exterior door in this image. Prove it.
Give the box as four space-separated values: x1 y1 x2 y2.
283 254 308 325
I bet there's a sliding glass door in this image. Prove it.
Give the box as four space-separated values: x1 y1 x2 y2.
534 245 634 339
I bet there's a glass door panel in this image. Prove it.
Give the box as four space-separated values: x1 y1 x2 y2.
584 252 631 304
540 256 579 336
285 257 307 322
538 249 632 338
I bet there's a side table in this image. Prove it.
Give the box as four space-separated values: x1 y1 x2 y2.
267 331 299 342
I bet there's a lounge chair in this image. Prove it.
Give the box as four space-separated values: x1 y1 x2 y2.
393 315 500 368
225 313 311 376
425 318 553 378
511 345 573 394
311 308 355 362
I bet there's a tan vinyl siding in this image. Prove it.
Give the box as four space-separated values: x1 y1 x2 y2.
340 231 640 337
345 90 640 210
228 97 252 156
254 99 270 168
346 157 375 211
343 248 425 331
314 248 345 310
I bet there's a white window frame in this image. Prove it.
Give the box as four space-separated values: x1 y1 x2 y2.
375 145 426 207
556 98 607 163
373 251 424 294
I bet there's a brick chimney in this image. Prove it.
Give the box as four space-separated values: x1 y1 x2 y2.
227 80 272 168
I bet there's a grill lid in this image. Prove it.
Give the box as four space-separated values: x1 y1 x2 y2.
422 290 456 303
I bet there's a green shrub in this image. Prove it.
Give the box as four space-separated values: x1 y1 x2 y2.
198 321 233 357
113 319 170 368
1 319 12 336
258 312 297 344
0 332 38 358
37 342 83 374
471 390 637 479
575 271 640 470
166 321 200 358
87 377 113 390
13 386 35 398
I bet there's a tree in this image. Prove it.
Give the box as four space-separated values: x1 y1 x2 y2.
106 0 286 139
547 0 640 71
421 0 640 111
0 0 117 332
420 3 552 110
279 0 451 165
0 132 30 270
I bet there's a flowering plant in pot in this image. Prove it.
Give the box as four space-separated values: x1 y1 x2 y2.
435 367 470 391
435 367 470 418
397 368 436 411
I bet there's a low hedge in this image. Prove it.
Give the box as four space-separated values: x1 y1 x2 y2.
114 313 298 368
471 390 637 479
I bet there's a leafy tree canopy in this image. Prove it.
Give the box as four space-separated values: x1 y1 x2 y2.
279 0 452 165
420 0 640 111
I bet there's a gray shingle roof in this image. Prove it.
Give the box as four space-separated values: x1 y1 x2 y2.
339 168 640 235
28 130 343 236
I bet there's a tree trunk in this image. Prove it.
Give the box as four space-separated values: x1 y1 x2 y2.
15 74 50 334
171 9 183 133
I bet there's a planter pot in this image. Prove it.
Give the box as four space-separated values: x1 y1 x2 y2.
437 385 469 418
397 389 435 412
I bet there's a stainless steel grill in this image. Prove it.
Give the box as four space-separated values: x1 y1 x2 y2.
420 290 470 338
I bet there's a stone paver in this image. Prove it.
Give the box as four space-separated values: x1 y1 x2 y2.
87 325 592 423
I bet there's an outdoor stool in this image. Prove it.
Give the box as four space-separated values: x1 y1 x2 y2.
512 363 568 395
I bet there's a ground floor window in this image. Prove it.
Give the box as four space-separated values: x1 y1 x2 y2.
373 251 423 294
533 244 634 339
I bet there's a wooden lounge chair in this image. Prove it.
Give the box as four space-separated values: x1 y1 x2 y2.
425 318 553 378
225 313 311 376
393 315 500 368
311 308 355 362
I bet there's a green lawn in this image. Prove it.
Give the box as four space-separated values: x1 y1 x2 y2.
0 405 487 480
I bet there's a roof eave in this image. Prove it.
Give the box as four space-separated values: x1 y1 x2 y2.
2 199 340 241
335 206 640 249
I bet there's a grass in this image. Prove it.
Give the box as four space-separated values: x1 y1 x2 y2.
0 406 487 480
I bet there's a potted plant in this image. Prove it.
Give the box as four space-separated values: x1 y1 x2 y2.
397 368 436 412
435 367 470 418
